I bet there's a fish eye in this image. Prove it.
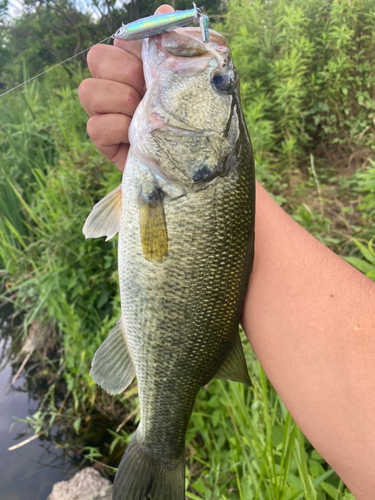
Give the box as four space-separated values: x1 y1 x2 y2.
212 73 234 93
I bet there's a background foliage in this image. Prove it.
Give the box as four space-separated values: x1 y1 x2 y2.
0 0 374 498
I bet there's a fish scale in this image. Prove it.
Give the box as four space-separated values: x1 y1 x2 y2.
119 144 254 460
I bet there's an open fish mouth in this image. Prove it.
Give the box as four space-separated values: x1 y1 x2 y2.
160 27 231 55
154 28 231 80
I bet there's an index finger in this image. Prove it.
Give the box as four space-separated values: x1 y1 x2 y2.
87 45 145 96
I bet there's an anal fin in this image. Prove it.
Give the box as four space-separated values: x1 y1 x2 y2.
214 331 251 386
90 319 135 395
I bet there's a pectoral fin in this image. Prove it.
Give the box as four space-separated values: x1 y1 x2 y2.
83 185 122 241
90 319 135 395
214 331 251 386
139 188 168 263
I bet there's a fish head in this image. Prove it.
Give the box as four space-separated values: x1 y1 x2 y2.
130 28 243 191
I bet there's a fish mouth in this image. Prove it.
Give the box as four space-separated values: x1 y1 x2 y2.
155 29 230 71
160 27 231 56
141 28 232 135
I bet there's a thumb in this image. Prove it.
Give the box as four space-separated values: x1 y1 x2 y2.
154 4 175 14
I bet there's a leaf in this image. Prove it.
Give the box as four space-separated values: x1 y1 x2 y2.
353 239 375 266
73 418 81 434
186 493 203 500
344 256 375 275
96 289 109 309
310 450 323 461
192 477 208 495
212 409 221 428
320 481 339 498
289 469 335 500
309 460 325 478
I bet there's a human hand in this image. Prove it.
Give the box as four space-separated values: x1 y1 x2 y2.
78 4 174 171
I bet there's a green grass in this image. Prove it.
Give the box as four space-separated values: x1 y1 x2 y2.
0 67 123 410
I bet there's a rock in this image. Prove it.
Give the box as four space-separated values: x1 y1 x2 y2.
47 468 112 500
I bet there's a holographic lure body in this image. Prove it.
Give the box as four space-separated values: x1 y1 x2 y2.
113 4 209 43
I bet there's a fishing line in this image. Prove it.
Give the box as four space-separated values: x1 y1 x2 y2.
0 36 112 99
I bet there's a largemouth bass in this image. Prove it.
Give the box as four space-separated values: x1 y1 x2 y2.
83 26 255 500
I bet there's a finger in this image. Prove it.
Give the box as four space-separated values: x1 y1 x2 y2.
113 4 175 60
87 114 131 171
108 143 130 172
78 78 141 117
113 39 143 62
87 45 145 95
155 4 174 14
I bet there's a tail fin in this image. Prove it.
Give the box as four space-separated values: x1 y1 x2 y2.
113 432 185 500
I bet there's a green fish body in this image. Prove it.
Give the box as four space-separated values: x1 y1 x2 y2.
83 27 255 500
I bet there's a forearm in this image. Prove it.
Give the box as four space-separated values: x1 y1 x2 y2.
243 182 375 499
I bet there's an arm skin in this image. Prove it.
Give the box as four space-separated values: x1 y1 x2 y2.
78 6 375 498
245 184 375 499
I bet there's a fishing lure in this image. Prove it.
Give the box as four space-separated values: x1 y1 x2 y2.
113 3 210 43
